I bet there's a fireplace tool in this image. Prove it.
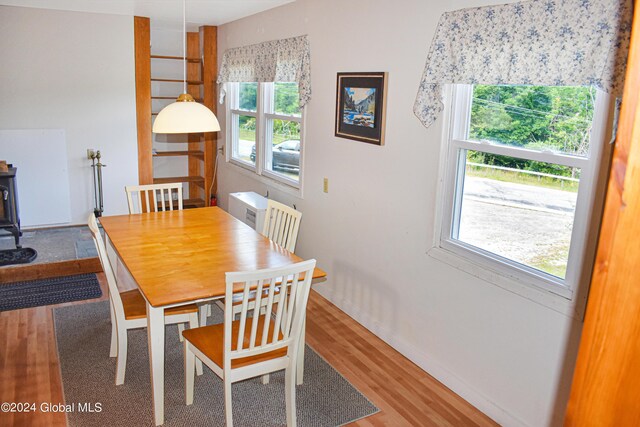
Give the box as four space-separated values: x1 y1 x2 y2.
89 151 106 217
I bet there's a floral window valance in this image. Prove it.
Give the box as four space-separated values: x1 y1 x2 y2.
414 0 633 128
217 35 311 107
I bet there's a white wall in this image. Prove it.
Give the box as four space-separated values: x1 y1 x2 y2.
0 6 138 224
215 1 585 425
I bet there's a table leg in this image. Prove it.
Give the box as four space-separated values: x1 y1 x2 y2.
147 303 165 426
296 316 306 385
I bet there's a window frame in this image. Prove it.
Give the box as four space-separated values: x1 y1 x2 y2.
434 84 610 302
226 82 304 192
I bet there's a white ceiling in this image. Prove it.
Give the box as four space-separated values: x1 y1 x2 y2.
0 0 295 28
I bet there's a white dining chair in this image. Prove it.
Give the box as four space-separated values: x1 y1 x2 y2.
124 182 196 339
88 213 202 385
183 259 317 427
125 183 183 214
209 200 304 384
261 199 303 253
213 200 303 316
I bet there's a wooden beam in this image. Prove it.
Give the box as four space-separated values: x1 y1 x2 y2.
565 7 640 426
200 25 218 203
0 258 102 284
134 16 152 185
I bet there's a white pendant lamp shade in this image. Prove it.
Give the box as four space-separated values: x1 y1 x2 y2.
152 94 221 134
151 0 220 134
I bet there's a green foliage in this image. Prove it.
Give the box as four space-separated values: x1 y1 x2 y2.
469 85 595 177
239 83 257 111
237 82 300 115
239 115 255 130
274 83 300 115
272 119 300 143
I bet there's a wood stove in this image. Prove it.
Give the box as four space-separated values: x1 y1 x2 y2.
0 166 21 248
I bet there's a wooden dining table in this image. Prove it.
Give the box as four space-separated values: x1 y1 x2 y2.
99 206 326 426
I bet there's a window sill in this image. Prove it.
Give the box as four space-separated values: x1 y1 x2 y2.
226 159 303 199
427 246 584 319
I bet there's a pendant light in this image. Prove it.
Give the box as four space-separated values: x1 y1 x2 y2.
152 0 220 134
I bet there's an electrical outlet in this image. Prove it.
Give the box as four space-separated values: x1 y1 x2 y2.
86 149 96 159
323 178 329 193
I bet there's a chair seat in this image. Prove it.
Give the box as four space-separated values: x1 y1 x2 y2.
182 317 286 370
120 289 198 320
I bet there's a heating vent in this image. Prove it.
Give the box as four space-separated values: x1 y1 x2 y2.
228 192 267 231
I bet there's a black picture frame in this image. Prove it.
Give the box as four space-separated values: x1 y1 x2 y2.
335 72 387 145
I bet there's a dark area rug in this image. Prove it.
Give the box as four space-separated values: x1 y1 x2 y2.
54 301 378 427
0 273 101 311
0 247 37 266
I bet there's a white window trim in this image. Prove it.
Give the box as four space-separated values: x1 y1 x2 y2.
225 82 304 196
429 84 611 317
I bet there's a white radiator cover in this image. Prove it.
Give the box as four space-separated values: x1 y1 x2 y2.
228 191 267 231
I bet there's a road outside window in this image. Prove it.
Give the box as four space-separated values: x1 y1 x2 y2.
440 84 607 297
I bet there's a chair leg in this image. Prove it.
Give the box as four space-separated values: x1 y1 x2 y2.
224 378 234 427
184 341 195 405
261 374 270 384
115 326 128 385
188 313 203 376
198 304 208 328
285 366 297 427
296 318 306 385
109 301 117 358
178 323 185 342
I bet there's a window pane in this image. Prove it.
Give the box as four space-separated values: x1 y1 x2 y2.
239 83 258 112
454 150 580 278
274 82 301 117
233 115 256 166
468 85 596 157
266 119 301 181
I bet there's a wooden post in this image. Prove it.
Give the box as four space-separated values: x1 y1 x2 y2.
565 7 640 426
134 16 152 185
200 25 218 203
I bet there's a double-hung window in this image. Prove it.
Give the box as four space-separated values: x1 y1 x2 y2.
227 82 303 189
438 84 610 299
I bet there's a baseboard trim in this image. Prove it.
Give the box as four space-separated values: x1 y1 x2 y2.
330 294 529 427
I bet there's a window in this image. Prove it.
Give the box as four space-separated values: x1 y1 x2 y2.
439 84 609 298
227 82 303 189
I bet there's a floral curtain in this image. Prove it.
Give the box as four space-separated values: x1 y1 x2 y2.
414 0 633 128
217 35 311 107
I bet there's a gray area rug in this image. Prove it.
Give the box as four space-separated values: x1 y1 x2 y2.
54 301 378 426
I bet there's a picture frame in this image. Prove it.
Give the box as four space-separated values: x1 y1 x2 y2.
335 72 388 145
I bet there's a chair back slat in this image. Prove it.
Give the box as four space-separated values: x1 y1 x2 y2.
283 274 301 338
248 279 266 349
261 200 302 252
125 183 183 214
236 283 252 352
224 260 316 364
155 188 161 212
261 282 277 346
271 275 288 343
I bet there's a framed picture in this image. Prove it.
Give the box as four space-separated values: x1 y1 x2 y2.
335 72 387 145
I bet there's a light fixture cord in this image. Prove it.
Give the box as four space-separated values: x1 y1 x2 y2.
182 0 186 95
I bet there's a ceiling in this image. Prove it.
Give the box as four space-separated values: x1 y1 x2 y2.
0 0 295 28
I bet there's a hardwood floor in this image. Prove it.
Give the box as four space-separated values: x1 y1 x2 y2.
0 274 496 426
